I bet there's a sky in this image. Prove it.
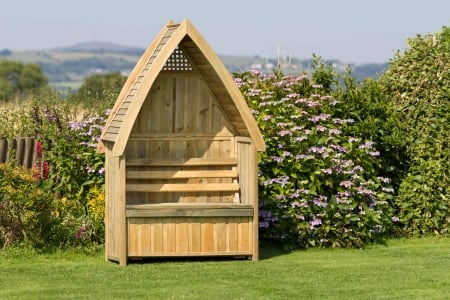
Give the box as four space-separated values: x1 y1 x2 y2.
1 0 449 64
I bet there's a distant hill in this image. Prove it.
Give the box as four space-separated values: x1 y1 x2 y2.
0 41 388 92
52 41 144 55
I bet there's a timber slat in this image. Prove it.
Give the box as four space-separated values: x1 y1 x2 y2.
126 183 239 192
126 157 237 167
126 170 238 179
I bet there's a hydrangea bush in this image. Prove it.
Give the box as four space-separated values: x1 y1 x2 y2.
236 65 396 248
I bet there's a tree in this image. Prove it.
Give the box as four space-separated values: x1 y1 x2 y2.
0 60 48 101
0 49 12 57
71 72 126 110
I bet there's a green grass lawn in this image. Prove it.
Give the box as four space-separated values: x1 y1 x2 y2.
1 237 449 299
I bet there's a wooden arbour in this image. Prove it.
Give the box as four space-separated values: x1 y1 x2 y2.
98 19 265 265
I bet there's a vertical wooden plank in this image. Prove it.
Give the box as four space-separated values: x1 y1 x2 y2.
163 218 176 253
174 77 184 133
215 217 227 252
6 138 16 163
226 219 238 252
23 137 35 169
183 140 196 203
248 218 254 254
201 219 214 253
160 141 170 204
184 77 197 133
190 221 201 253
140 222 151 255
169 140 183 203
208 140 220 203
162 76 174 133
127 219 138 255
176 217 189 253
197 78 212 134
15 137 25 166
237 217 250 252
150 79 162 134
104 145 111 261
237 138 258 259
117 155 127 266
153 218 163 253
249 142 259 260
106 149 116 260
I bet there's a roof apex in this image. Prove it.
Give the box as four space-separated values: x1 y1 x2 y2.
98 20 266 155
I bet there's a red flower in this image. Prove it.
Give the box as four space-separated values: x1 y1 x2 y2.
35 141 42 158
42 161 49 179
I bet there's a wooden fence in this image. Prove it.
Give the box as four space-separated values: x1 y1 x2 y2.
0 137 37 169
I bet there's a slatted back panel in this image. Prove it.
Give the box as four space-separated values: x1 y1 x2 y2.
124 71 240 205
130 74 234 136
125 138 237 204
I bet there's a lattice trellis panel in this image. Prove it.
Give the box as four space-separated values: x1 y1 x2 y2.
162 47 193 71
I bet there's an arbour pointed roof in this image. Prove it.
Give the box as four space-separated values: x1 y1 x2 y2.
98 19 266 156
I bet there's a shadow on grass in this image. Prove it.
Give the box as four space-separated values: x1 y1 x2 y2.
259 238 295 260
123 239 293 265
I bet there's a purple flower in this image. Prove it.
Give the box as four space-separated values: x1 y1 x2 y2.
270 156 283 163
263 115 273 121
282 151 293 157
278 130 293 137
328 129 341 135
76 225 87 239
308 114 330 123
359 141 375 149
310 218 322 229
378 177 391 184
321 168 333 174
313 196 328 207
308 146 326 154
340 181 353 188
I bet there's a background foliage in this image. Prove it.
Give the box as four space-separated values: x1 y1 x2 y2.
0 60 48 101
379 26 450 235
1 26 450 250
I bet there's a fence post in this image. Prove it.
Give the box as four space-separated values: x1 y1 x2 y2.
15 137 25 167
0 138 6 163
23 137 35 169
6 138 17 164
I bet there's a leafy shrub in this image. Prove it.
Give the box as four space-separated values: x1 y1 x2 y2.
70 72 126 112
0 96 106 247
0 163 58 248
379 26 450 235
236 62 395 249
27 100 107 245
333 75 408 192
